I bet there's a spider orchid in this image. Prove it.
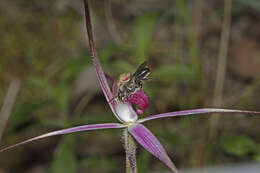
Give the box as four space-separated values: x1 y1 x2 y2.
1 1 260 173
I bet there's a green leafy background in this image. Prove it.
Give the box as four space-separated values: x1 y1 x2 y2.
0 0 260 172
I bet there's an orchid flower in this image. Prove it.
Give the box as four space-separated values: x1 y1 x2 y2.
1 1 260 173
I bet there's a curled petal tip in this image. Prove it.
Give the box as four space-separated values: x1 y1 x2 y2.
136 109 144 114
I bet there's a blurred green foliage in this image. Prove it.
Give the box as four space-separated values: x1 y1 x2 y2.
237 0 260 10
221 134 258 157
79 156 118 172
135 13 158 63
50 136 77 173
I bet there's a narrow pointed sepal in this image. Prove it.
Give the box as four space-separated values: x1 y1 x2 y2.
138 108 260 123
83 0 114 104
128 124 178 173
0 123 126 152
122 129 137 173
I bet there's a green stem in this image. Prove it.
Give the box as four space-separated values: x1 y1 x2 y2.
123 129 137 173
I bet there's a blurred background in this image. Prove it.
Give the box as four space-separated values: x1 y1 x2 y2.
0 0 260 172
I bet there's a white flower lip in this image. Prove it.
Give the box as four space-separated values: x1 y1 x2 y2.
115 103 138 123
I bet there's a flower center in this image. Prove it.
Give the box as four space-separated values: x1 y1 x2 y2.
115 103 138 123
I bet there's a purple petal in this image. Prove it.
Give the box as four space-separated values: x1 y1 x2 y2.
138 108 260 123
0 123 125 152
129 124 178 173
84 0 115 107
127 90 150 115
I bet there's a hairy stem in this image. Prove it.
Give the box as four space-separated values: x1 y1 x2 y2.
123 129 137 173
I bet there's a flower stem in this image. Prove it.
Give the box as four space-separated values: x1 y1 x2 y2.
123 129 137 173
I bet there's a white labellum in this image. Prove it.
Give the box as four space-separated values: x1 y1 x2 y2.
115 103 138 123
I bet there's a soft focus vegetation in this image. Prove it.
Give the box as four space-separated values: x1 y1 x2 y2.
0 0 260 173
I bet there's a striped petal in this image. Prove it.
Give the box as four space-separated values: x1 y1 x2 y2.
138 108 260 123
128 124 178 173
0 123 125 152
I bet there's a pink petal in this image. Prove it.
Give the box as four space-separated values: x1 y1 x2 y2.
0 123 125 152
138 108 260 123
129 124 178 173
